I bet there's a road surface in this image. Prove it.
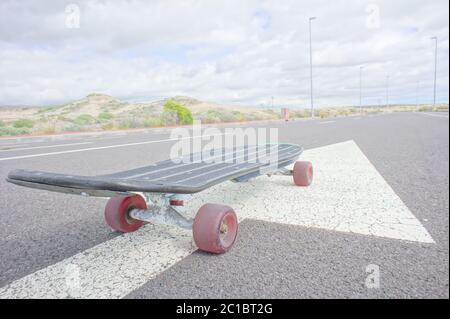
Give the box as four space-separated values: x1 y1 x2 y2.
0 112 448 298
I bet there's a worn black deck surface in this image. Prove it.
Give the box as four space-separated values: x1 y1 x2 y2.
7 144 302 194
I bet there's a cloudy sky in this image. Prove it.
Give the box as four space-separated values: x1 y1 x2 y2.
0 0 448 107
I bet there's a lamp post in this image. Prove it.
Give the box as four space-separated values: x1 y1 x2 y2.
309 17 317 117
386 75 390 108
431 36 438 107
359 66 363 114
416 81 420 107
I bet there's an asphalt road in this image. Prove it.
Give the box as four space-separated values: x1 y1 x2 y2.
0 112 448 298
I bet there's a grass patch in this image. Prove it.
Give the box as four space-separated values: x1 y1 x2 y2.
143 117 163 128
290 110 311 118
196 108 251 123
0 126 31 136
73 114 96 125
117 118 142 129
37 106 60 114
13 118 34 128
98 112 114 121
41 126 57 134
101 122 115 131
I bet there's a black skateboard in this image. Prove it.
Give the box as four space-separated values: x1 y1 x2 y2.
7 143 314 253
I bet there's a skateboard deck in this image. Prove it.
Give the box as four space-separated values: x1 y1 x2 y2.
6 143 312 254
7 143 302 196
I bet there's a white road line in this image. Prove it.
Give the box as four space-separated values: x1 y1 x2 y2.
418 112 449 119
186 140 434 244
318 121 336 125
0 141 434 298
0 225 194 298
0 142 92 152
0 133 230 162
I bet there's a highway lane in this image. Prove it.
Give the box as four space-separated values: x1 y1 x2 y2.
0 112 448 298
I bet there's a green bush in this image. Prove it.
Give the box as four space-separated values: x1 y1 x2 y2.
37 106 59 114
41 126 57 134
435 105 449 112
205 109 223 122
163 99 193 125
290 110 310 118
161 110 178 126
318 110 332 119
231 111 247 121
13 119 34 128
63 125 83 132
200 109 246 123
73 114 96 125
101 122 115 131
117 117 142 129
57 115 72 122
418 106 433 112
0 120 4 127
98 112 114 121
0 126 31 136
143 117 163 128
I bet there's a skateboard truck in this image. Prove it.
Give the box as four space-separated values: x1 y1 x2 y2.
266 167 293 177
128 193 193 230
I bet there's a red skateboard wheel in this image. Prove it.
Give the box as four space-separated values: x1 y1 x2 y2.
104 195 146 233
193 203 238 254
293 161 313 186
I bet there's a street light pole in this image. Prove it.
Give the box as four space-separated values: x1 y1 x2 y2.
309 17 317 118
386 75 390 108
359 66 363 114
416 81 420 107
431 36 438 107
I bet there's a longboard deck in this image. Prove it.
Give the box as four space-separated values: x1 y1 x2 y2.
7 144 302 195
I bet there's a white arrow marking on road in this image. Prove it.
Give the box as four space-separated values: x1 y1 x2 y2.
186 140 434 244
0 140 434 298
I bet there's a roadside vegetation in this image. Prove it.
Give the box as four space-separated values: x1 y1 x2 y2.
163 99 193 125
13 118 34 128
0 94 447 137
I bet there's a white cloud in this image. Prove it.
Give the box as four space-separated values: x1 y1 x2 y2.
0 0 448 107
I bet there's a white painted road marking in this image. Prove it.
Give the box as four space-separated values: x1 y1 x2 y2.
0 225 194 298
0 133 230 162
418 112 449 119
318 121 336 125
0 140 434 298
186 140 434 244
0 142 92 152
